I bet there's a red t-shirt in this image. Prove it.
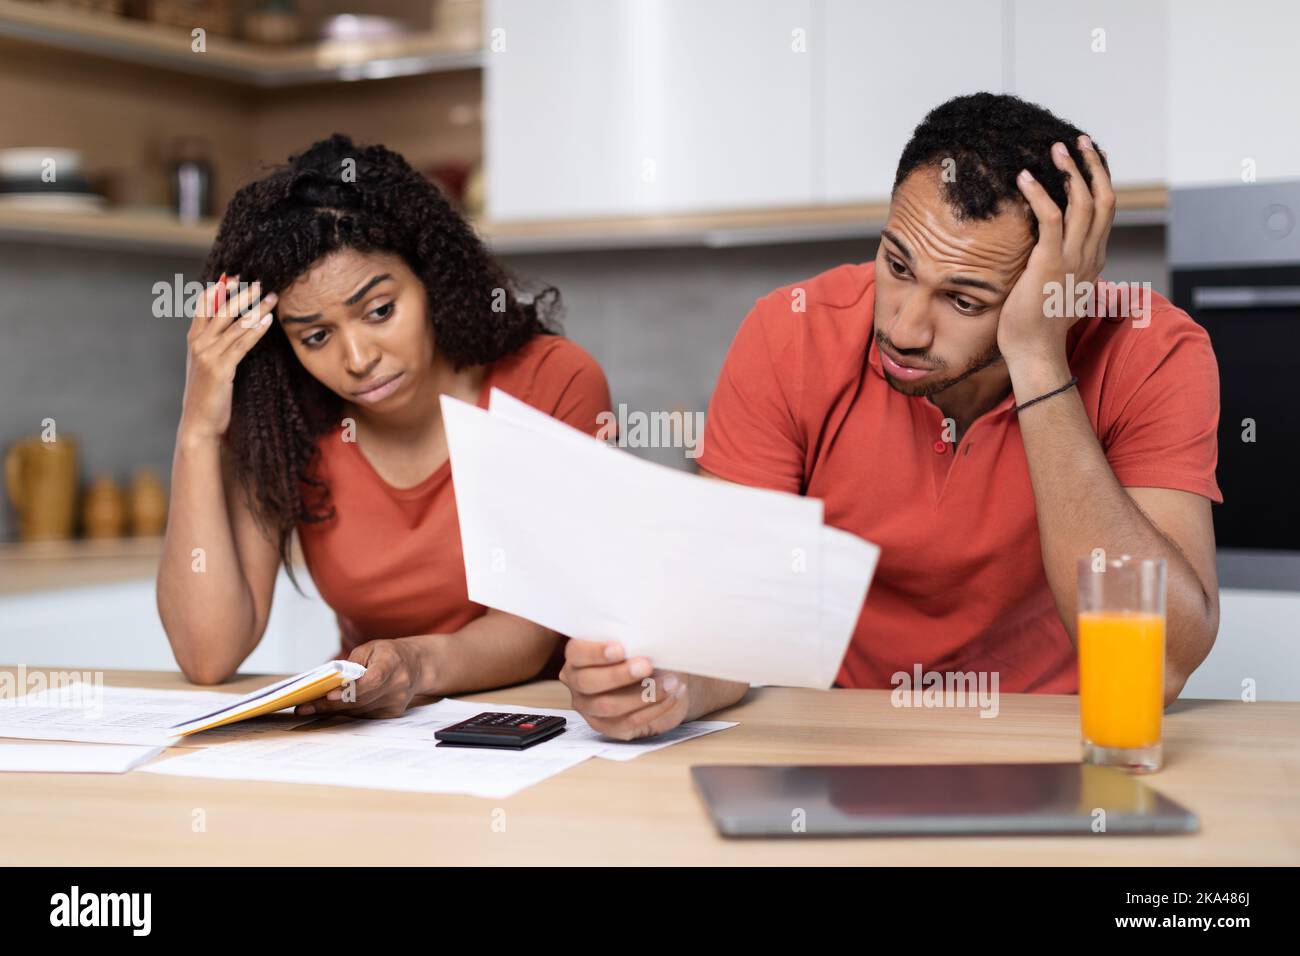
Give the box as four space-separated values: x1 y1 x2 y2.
698 261 1221 693
298 334 612 656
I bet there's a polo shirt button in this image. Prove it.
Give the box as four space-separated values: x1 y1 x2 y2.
932 439 948 454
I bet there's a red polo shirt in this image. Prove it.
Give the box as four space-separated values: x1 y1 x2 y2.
698 261 1221 693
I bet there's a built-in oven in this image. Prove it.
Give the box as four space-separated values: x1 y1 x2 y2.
1170 182 1300 590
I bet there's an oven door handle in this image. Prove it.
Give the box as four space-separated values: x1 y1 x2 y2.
1192 286 1300 309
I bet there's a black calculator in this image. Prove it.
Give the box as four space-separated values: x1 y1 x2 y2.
434 712 567 750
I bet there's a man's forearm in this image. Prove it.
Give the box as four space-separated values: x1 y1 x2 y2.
686 676 749 720
1009 355 1215 700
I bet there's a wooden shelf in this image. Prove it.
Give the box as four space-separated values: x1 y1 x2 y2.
0 0 482 87
485 186 1169 253
0 535 308 594
0 186 1168 258
0 536 164 595
0 206 217 256
0 536 165 561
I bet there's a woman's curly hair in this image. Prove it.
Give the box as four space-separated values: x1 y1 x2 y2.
202 133 557 586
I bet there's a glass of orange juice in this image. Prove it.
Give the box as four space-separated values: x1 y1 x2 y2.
1077 555 1167 773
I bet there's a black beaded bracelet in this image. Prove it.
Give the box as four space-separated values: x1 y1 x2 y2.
1014 375 1079 413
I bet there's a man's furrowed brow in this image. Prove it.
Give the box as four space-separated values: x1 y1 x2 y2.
947 275 1003 295
881 229 913 262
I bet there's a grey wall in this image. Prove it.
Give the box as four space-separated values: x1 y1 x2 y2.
0 226 1167 539
0 243 202 541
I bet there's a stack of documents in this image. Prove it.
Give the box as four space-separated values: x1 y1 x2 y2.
141 698 735 798
0 669 736 795
0 661 363 747
441 389 880 688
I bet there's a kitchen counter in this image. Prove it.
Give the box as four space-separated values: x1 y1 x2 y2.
0 538 165 594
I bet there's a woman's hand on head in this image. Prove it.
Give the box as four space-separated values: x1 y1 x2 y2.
179 274 278 443
294 637 430 719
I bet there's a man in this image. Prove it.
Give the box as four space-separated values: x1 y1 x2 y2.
560 93 1221 739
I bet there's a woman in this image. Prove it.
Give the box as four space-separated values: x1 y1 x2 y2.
157 134 611 718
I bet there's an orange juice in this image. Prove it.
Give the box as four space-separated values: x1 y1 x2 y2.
1078 611 1165 749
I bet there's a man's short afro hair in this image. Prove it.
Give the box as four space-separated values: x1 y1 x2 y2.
893 92 1109 227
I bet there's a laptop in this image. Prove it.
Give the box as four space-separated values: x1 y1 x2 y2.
692 763 1198 837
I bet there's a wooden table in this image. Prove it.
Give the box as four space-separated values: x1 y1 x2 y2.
1 668 1296 865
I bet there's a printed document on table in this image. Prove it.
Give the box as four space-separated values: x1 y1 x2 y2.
0 684 230 746
441 389 879 688
0 742 164 773
140 733 591 799
312 697 736 761
0 684 314 747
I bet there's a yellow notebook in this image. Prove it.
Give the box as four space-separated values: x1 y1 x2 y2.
169 661 366 737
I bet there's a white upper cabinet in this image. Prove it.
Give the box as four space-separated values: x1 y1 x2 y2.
486 0 816 221
485 0 1281 220
820 0 1005 203
1167 0 1300 187
1012 0 1167 186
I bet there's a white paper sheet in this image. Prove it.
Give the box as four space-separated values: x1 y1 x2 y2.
440 388 879 688
139 733 592 799
312 697 736 761
0 742 164 773
0 684 221 745
0 684 313 747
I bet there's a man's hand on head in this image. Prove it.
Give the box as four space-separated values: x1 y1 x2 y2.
996 135 1116 375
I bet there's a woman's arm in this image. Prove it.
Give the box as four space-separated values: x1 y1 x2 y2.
418 610 560 696
294 610 560 718
156 275 281 684
156 437 281 684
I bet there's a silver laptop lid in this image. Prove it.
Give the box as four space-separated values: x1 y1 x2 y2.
692 763 1198 837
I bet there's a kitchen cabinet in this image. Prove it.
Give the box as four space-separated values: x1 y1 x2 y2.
488 0 1166 216
1167 0 1300 186
486 0 816 220
1013 0 1167 187
820 0 1005 203
489 0 1232 218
